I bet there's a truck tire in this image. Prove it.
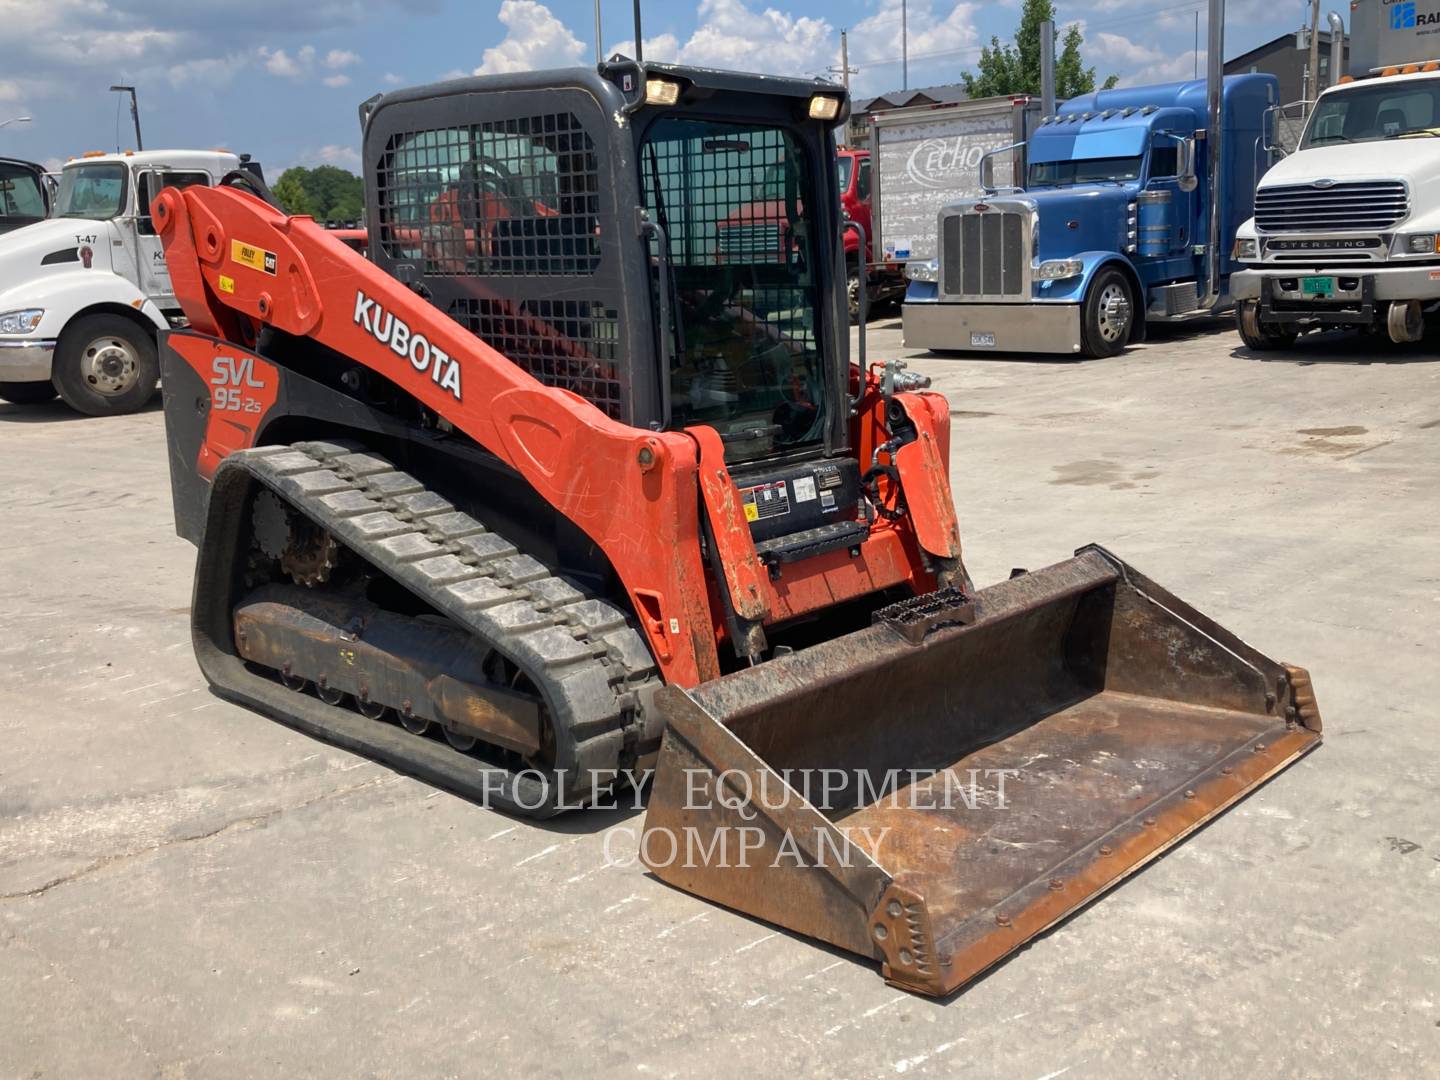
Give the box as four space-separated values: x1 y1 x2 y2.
1080 268 1135 358
1236 299 1298 351
52 314 159 416
0 380 58 405
847 262 863 325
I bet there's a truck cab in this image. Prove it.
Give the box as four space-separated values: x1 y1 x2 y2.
0 149 248 413
0 158 50 235
903 74 1276 357
1230 23 1440 348
838 147 905 321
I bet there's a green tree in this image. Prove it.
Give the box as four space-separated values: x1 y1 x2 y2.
961 0 1118 101
271 170 315 216
271 164 365 223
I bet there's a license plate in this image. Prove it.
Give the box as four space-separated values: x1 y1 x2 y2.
1300 276 1336 297
970 332 996 348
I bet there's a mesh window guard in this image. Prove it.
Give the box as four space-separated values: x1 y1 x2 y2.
377 113 602 277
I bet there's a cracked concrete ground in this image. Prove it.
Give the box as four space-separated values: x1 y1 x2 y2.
1 321 1437 1078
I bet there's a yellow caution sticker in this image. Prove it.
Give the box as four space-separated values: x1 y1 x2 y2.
217 274 235 294
744 502 759 522
230 239 277 276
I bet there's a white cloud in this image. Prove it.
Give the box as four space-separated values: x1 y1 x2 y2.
0 79 22 103
1088 30 1162 68
382 72 405 85
166 54 248 88
607 33 681 62
849 0 978 89
259 42 358 86
675 0 832 75
474 0 585 75
297 143 362 170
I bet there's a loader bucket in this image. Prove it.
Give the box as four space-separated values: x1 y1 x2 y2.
641 546 1321 997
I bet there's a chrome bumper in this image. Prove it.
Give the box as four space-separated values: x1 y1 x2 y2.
0 339 56 382
902 302 1082 354
1232 265 1440 303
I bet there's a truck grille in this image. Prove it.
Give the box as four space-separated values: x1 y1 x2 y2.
1254 181 1409 232
718 221 781 260
940 210 1026 298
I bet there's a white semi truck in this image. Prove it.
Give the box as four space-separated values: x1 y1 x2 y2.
1231 1 1440 347
0 149 255 414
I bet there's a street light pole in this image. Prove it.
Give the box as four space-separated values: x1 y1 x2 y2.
109 85 143 150
0 116 32 131
902 0 908 91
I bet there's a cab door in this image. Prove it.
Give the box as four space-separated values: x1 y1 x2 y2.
133 169 210 304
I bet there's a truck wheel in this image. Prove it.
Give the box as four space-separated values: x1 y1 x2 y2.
1236 299 1298 351
0 380 58 404
1080 268 1134 358
847 263 863 325
52 314 159 416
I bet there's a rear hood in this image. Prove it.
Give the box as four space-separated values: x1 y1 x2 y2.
1026 186 1134 262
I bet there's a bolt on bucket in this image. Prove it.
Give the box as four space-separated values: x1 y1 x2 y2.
641 546 1321 997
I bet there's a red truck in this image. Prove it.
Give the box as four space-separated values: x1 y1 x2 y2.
838 146 906 322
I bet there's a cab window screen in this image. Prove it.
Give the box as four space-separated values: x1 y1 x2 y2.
640 117 827 461
0 164 45 218
377 114 600 276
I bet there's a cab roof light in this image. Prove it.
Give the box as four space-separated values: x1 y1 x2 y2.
82 150 107 158
1382 66 1400 76
1425 63 1440 72
1402 64 1421 74
808 94 842 120
645 78 681 106
1338 74 1356 83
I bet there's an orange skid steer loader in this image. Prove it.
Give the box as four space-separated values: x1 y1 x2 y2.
156 62 1321 996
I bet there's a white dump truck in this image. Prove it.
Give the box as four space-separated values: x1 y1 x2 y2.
1231 1 1440 347
0 149 256 414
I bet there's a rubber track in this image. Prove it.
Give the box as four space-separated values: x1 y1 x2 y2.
224 440 663 815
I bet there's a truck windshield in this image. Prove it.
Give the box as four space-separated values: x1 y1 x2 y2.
55 163 127 219
0 163 46 220
1302 82 1440 147
1028 156 1144 186
838 156 854 192
640 117 827 461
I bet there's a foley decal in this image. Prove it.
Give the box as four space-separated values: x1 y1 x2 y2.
230 239 277 275
353 290 463 401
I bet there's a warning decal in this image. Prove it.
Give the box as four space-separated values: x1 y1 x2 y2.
741 481 791 523
231 239 277 276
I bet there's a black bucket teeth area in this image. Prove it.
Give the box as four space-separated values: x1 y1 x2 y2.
191 441 662 817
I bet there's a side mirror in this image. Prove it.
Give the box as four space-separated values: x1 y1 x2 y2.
979 153 994 195
1177 136 1199 193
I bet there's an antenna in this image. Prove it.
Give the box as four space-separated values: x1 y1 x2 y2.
109 85 143 150
632 0 644 63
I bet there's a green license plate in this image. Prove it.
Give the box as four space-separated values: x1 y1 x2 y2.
1301 276 1336 297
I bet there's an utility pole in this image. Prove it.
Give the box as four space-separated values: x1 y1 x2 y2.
109 85 142 150
902 0 909 91
1194 11 1199 79
829 30 859 92
595 0 602 63
1308 0 1322 111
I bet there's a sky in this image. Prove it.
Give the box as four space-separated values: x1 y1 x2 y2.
0 0 1320 175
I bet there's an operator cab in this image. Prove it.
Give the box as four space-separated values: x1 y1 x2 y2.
362 62 851 469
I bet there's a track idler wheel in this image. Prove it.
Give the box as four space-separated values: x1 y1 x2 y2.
316 679 346 707
444 728 479 752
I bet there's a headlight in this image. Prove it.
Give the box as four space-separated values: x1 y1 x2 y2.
808 95 842 121
1034 259 1082 280
645 78 681 106
0 309 44 335
905 259 938 282
1401 233 1439 254
1232 237 1259 261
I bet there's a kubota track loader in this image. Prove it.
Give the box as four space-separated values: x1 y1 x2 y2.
155 61 1321 997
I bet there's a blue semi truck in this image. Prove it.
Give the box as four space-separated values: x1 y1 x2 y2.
901 73 1278 357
